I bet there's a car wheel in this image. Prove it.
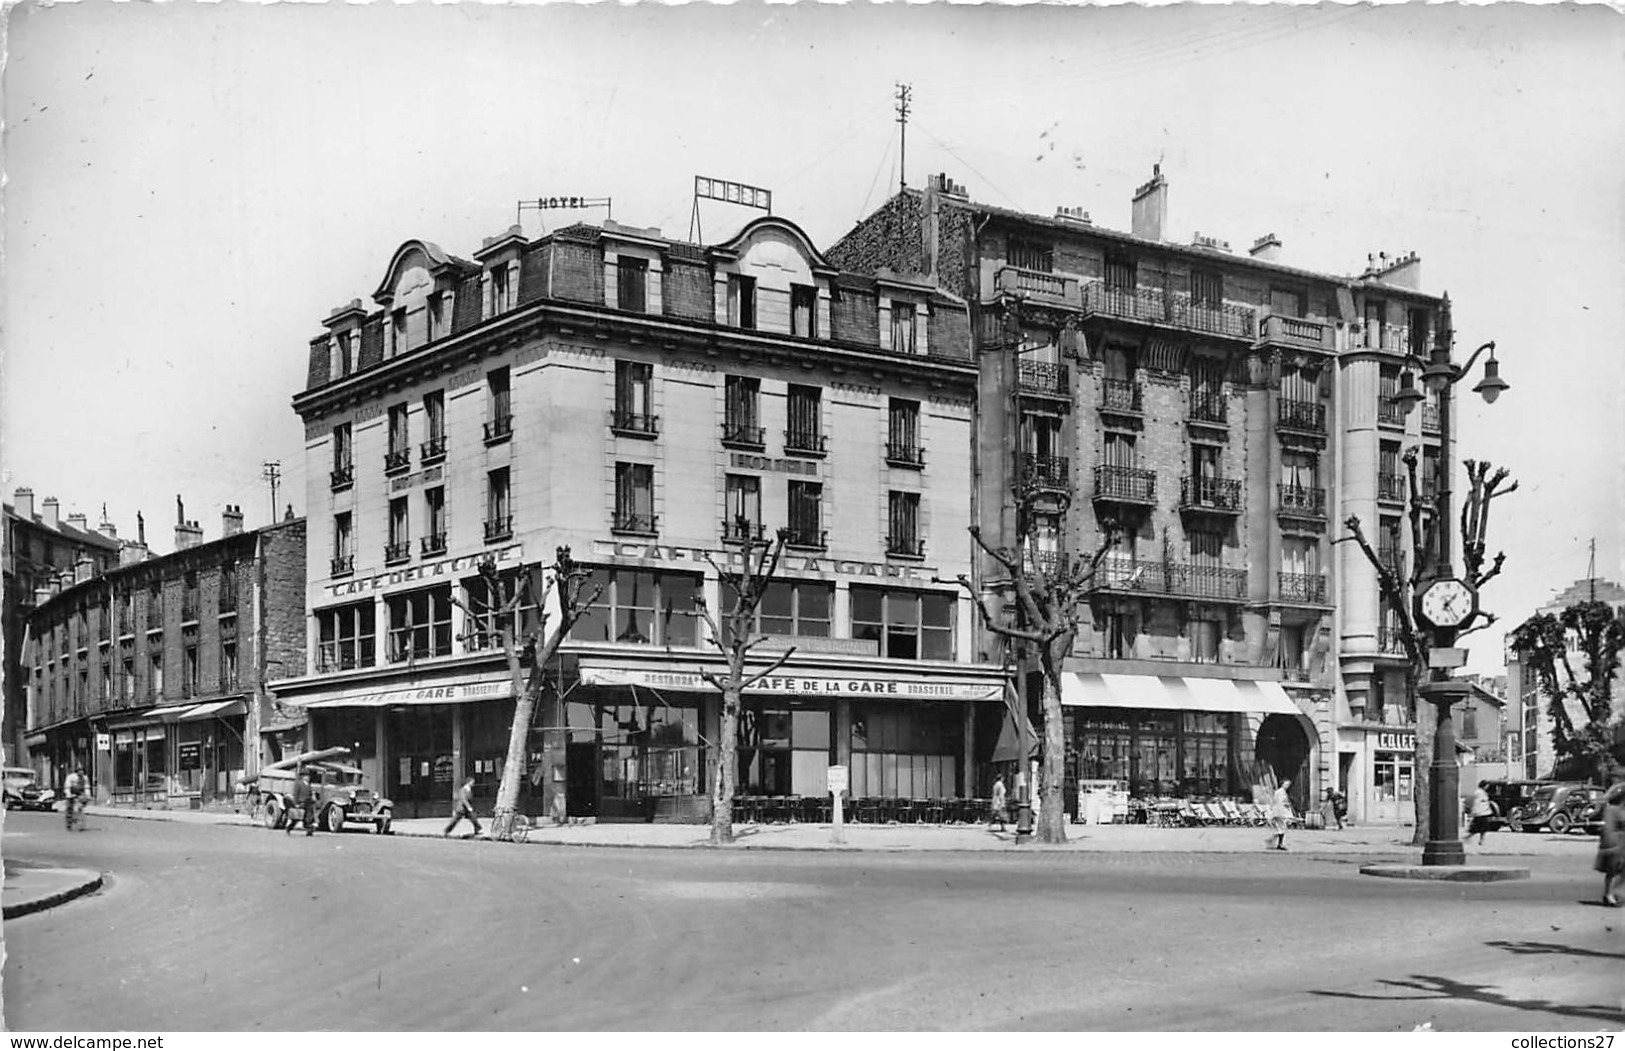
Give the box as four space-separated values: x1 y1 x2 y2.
323 805 345 834
261 798 283 829
1549 812 1571 835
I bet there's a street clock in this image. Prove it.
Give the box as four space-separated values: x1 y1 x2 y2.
1416 578 1478 630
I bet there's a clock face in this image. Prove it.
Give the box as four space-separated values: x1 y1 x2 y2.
1420 579 1475 628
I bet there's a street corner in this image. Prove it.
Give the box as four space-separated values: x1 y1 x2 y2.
2 862 105 919
1359 862 1530 882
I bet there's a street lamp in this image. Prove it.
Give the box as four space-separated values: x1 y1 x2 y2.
1393 306 1510 866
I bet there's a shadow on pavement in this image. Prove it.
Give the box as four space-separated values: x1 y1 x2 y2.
1484 939 1625 961
1309 975 1625 1024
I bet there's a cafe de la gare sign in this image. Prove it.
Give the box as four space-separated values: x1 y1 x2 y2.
580 662 1005 702
591 539 939 582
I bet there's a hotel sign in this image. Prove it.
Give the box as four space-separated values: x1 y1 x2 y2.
591 540 938 583
391 465 443 492
326 544 523 599
730 453 819 476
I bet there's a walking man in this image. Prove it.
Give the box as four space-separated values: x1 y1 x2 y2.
989 775 1007 832
1267 780 1293 851
287 766 316 836
444 776 482 838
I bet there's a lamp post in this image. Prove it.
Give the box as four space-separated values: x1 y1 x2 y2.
1391 300 1509 865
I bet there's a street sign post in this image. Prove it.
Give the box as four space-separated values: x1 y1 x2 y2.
828 765 848 844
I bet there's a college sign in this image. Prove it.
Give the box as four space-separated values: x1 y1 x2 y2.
591 540 939 583
325 544 523 599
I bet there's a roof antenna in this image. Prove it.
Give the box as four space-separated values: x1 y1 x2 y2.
1588 537 1596 601
895 82 912 193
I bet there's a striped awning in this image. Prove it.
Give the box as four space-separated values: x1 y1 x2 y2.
1061 673 1301 716
177 699 248 722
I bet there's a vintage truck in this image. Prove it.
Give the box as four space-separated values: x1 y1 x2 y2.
239 746 393 834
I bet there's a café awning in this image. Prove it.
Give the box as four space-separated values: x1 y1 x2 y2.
303 679 513 709
1061 673 1301 716
177 699 248 722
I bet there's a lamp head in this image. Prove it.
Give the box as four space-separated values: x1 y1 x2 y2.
1420 358 1456 395
1392 370 1426 415
1473 355 1510 404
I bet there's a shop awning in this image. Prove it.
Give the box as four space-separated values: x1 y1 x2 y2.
303 680 513 709
1061 673 1301 716
177 699 248 722
577 658 1008 703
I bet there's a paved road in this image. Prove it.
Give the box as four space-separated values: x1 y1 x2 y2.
4 810 1622 1031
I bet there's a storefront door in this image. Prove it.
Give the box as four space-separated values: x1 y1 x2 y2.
388 705 454 818
566 741 599 818
1370 749 1414 824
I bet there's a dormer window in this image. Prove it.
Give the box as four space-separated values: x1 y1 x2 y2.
791 284 817 338
391 307 408 357
728 274 757 330
890 301 918 355
489 265 513 316
617 257 648 313
335 332 354 378
428 292 446 341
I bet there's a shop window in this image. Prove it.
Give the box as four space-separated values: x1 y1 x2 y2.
850 587 954 660
387 586 453 662
848 701 961 799
570 569 700 648
317 601 376 672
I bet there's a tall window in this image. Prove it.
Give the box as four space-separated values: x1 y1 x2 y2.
851 588 954 660
1008 238 1053 273
182 571 200 621
1280 361 1320 404
1282 537 1320 577
147 581 164 631
387 586 453 662
570 569 700 647
220 640 238 690
332 423 353 485
219 562 238 613
1191 443 1221 485
1364 299 1386 348
787 481 823 548
1188 615 1222 664
728 274 757 329
422 487 446 554
183 633 199 697
887 490 922 556
149 649 164 698
422 391 446 460
1190 268 1223 308
1281 450 1319 490
120 648 134 701
486 367 512 442
889 301 918 355
318 602 376 671
791 284 817 337
387 497 409 562
614 462 656 534
489 265 512 316
332 512 354 576
887 398 921 464
1380 514 1403 574
786 385 822 453
724 474 761 539
723 375 762 446
335 332 354 378
614 360 655 434
1189 356 1226 421
1104 344 1136 382
617 256 648 312
391 308 407 356
386 403 410 472
428 292 446 341
1105 254 1136 291
1269 287 1306 318
486 468 511 539
1103 431 1137 468
1408 307 1431 358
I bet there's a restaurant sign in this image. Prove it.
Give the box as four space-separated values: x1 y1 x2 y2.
591 540 939 583
580 663 1004 702
326 544 523 599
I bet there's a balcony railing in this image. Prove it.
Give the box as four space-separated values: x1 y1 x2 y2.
1018 360 1070 397
886 535 926 558
484 414 513 444
1277 398 1327 434
1277 483 1327 518
1024 550 1062 579
330 465 354 491
721 422 766 449
611 409 660 438
330 554 354 577
1278 572 1327 604
1421 403 1441 434
1257 314 1334 352
1377 399 1407 427
1179 475 1243 513
1378 624 1408 655
384 541 411 565
784 430 828 457
1021 454 1071 492
784 527 828 550
420 435 447 463
1093 464 1157 505
722 517 765 543
1378 546 1402 577
1092 558 1249 602
611 512 659 536
1081 281 1258 340
1377 472 1406 502
420 533 447 557
1100 378 1143 414
995 265 1079 306
483 516 513 542
885 441 926 468
1189 389 1227 424
384 449 411 475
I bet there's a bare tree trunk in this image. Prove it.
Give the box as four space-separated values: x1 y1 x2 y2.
711 690 740 845
1037 639 1070 844
491 660 542 840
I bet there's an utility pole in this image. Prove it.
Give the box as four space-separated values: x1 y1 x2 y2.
262 462 281 525
895 83 912 193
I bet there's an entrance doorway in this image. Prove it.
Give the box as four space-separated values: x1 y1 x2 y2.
389 705 454 819
566 741 599 819
1255 713 1312 813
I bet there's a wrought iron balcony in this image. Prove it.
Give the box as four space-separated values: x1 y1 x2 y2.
384 449 411 475
995 265 1079 306
721 421 766 449
1100 378 1143 415
1024 550 1063 579
483 414 513 445
1018 360 1070 397
1081 281 1257 340
1256 314 1334 352
1091 558 1248 602
330 465 354 491
384 541 411 565
1021 454 1071 492
886 535 926 559
420 533 447 557
1093 464 1158 505
784 527 828 550
1277 483 1327 518
1277 398 1327 434
1277 572 1327 604
1179 475 1242 514
1377 472 1406 502
611 512 659 536
420 435 447 463
611 409 660 438
1189 390 1227 425
885 441 926 468
1377 399 1407 427
784 429 827 457
721 517 765 543
483 516 513 542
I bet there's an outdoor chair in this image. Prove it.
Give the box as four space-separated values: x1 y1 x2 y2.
1219 800 1247 825
1198 802 1227 825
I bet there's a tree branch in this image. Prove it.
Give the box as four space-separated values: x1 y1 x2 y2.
968 525 1021 578
741 647 797 690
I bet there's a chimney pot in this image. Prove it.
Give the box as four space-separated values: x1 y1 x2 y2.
13 487 35 521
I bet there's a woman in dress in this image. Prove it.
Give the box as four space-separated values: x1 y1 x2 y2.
1595 782 1625 907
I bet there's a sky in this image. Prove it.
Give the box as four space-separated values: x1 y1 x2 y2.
4 3 1622 677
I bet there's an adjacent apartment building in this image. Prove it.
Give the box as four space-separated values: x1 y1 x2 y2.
826 166 1452 823
276 213 1002 821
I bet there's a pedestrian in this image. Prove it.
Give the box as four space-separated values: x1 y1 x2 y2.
1332 786 1349 829
1266 780 1292 851
63 766 89 831
286 766 315 837
1319 788 1337 831
989 774 1007 832
1594 782 1625 907
1467 780 1496 847
444 776 483 838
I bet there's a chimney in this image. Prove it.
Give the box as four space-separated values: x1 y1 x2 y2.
13 487 34 521
41 496 60 530
34 586 54 606
223 505 244 537
1375 250 1422 290
74 554 94 584
120 540 149 567
1249 233 1282 262
176 519 203 550
1131 163 1168 242
1055 206 1092 226
99 504 117 539
67 512 88 533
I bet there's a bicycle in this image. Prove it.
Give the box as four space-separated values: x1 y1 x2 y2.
63 794 87 832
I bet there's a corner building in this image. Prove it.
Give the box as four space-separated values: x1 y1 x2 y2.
829 168 1451 823
280 215 1002 821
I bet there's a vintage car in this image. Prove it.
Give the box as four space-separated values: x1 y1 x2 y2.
1479 780 1548 832
239 746 393 834
1508 782 1602 834
3 766 55 812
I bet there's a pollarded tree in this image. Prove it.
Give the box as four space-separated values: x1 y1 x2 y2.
688 525 795 846
452 548 600 841
1344 454 1515 844
1508 600 1625 784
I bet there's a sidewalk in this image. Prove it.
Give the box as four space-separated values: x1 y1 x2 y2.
80 803 1602 857
2 861 103 919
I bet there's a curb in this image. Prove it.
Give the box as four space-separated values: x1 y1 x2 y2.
3 871 105 920
1360 863 1530 882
